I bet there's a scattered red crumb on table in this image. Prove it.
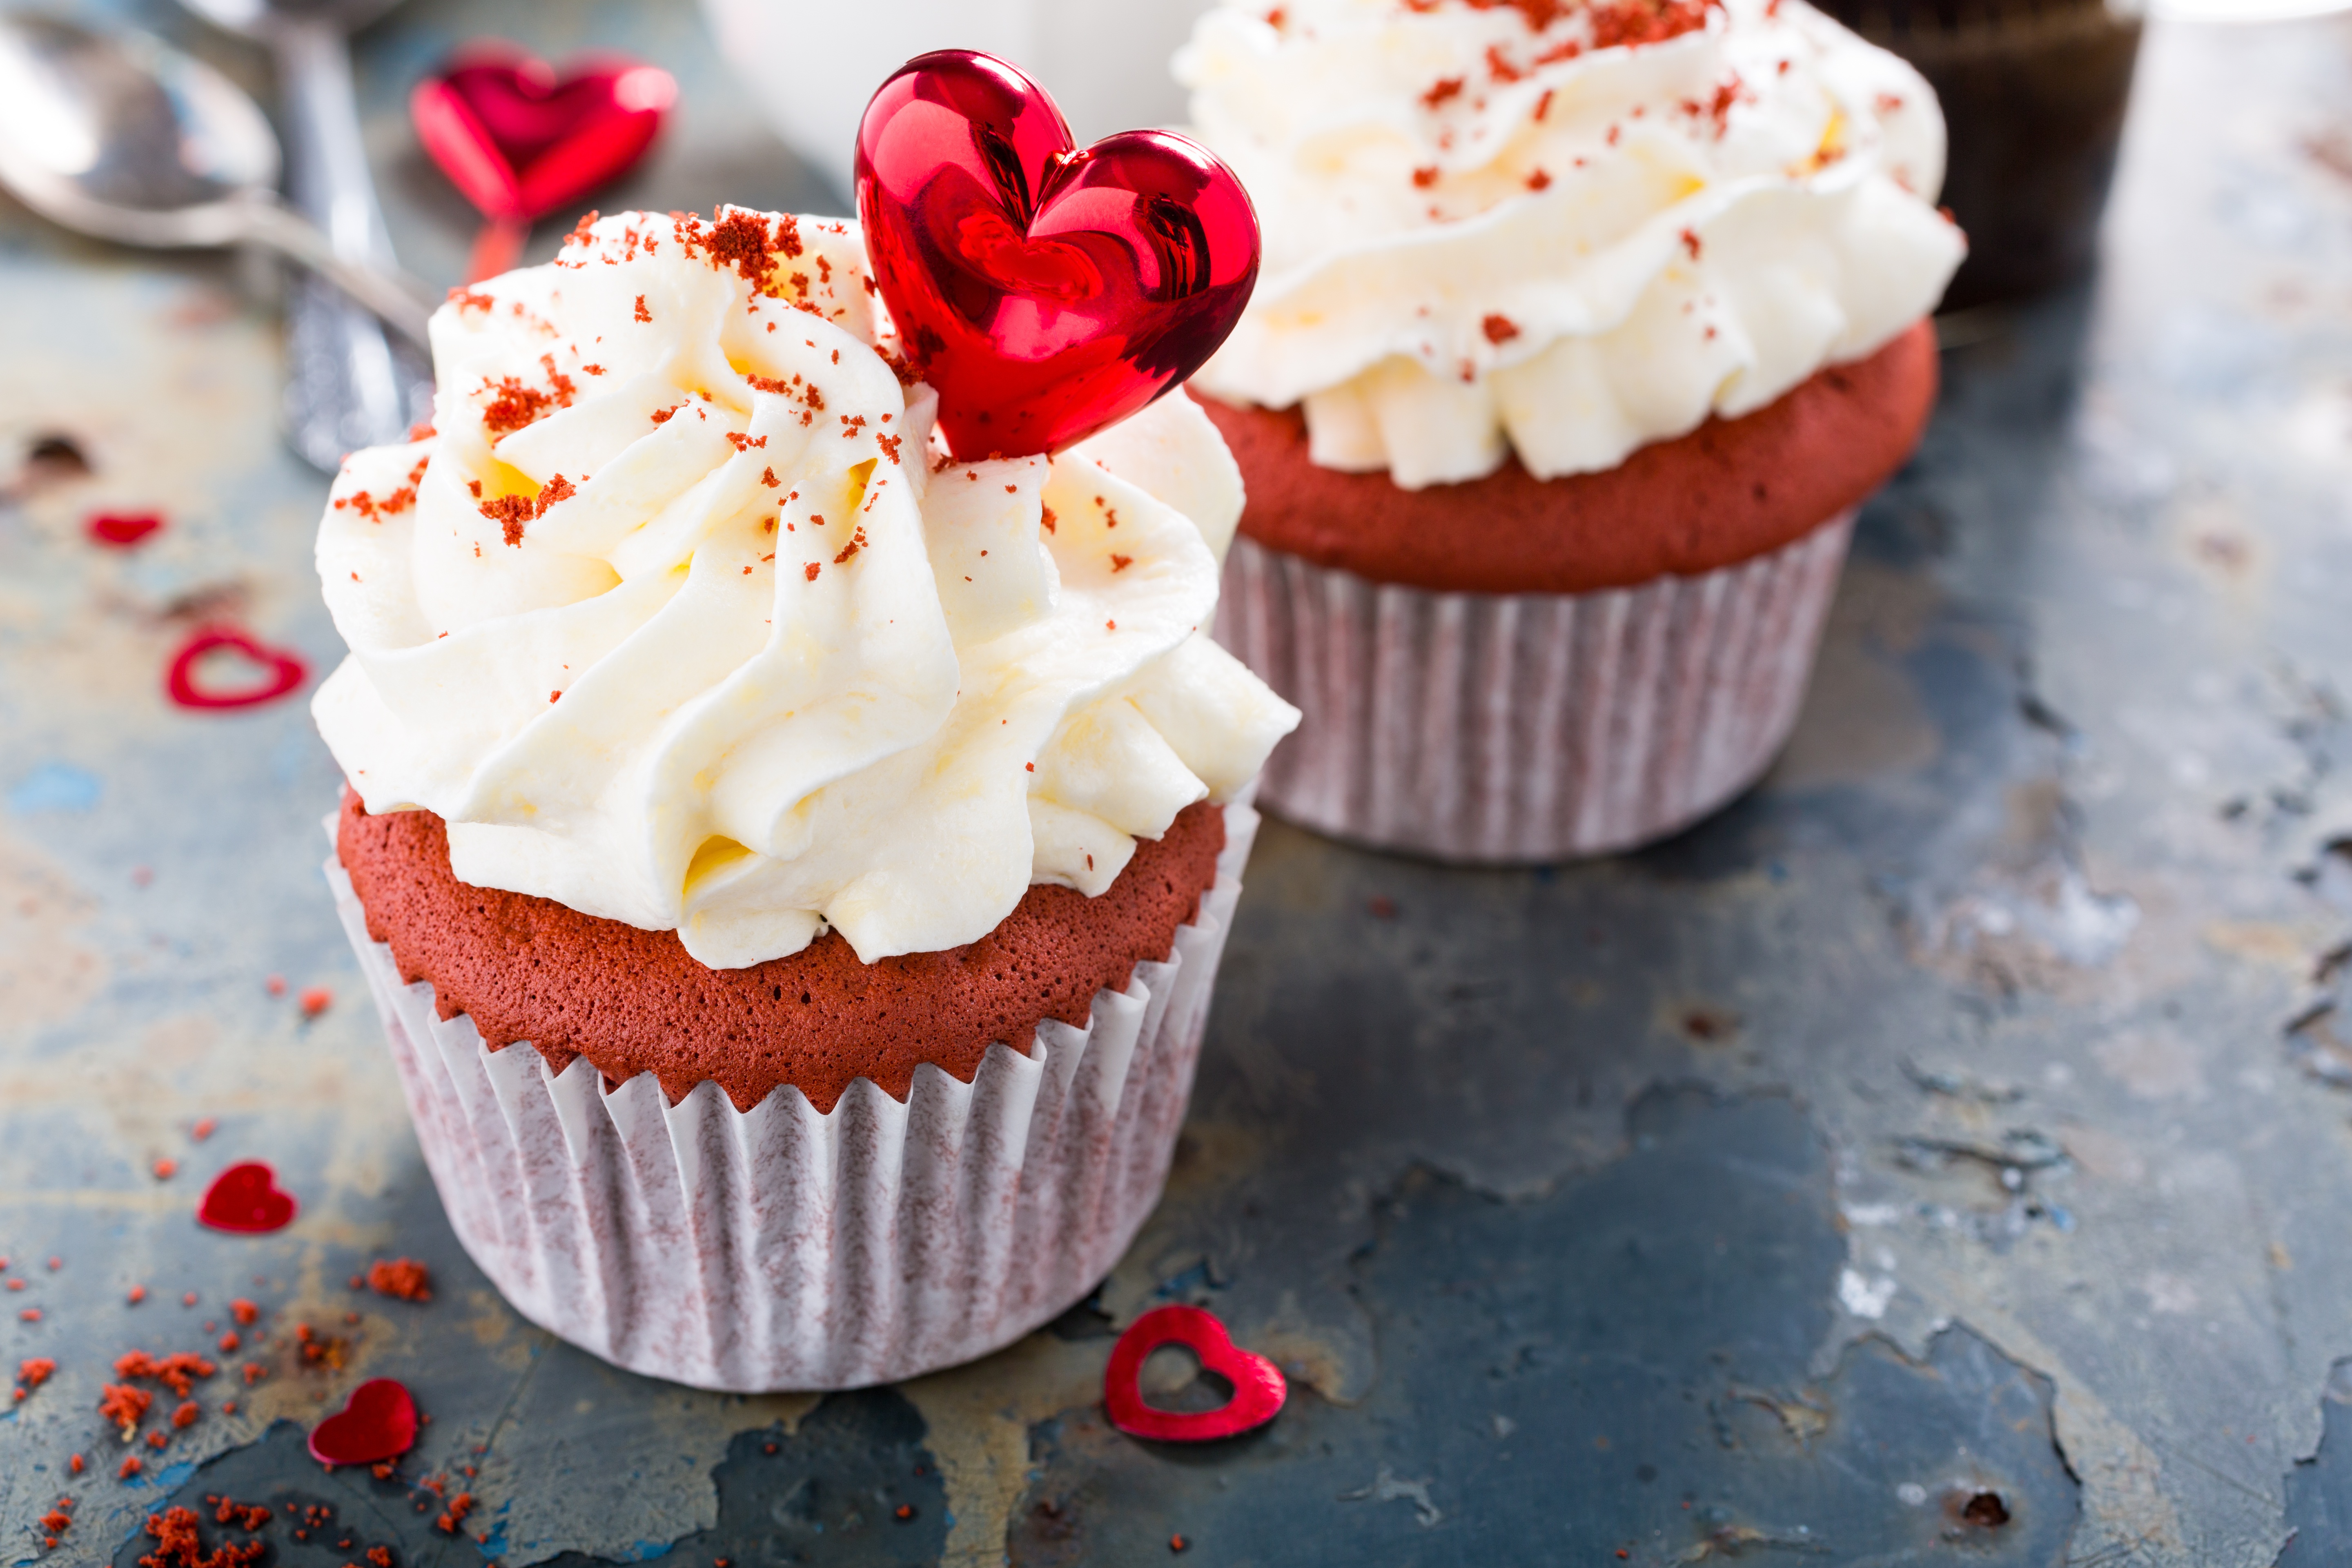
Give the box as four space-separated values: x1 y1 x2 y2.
192 1118 216 1141
229 1299 258 1326
299 988 333 1018
154 1158 178 1180
139 1504 264 1567
266 976 286 997
129 1285 147 1304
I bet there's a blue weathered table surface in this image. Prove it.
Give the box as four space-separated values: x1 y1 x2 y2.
6 2 2352 1564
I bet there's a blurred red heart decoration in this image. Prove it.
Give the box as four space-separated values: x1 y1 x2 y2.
196 1161 298 1234
87 512 163 548
308 1378 419 1467
412 47 675 277
1103 1304 1286 1443
165 627 307 711
855 50 1260 461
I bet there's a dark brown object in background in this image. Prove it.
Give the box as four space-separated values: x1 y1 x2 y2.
1820 0 2144 308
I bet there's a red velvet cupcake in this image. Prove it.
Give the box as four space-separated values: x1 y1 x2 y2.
314 208 1294 1389
1179 0 1965 859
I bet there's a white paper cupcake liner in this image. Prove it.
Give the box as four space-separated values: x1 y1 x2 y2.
1214 511 1854 862
326 804 1258 1392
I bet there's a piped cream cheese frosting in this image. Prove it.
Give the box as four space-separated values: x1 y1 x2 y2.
1179 0 1966 488
314 209 1297 970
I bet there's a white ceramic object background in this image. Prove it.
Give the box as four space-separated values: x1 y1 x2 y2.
330 804 1257 1392
1216 516 1854 862
697 0 1221 192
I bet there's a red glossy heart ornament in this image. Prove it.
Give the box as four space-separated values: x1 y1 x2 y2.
196 1161 298 1234
856 51 1260 461
412 48 673 224
165 627 308 711
1103 1304 1286 1443
308 1378 419 1468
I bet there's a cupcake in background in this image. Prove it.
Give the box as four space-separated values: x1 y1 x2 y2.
1181 0 1965 861
315 205 1296 1391
1813 0 2141 309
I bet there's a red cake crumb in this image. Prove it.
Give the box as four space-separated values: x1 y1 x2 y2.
138 1506 264 1568
367 1260 432 1303
100 1383 153 1438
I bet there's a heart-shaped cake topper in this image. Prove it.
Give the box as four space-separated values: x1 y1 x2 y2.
196 1161 298 1234
412 46 676 278
308 1378 420 1468
855 51 1260 461
165 627 308 712
1103 1304 1287 1443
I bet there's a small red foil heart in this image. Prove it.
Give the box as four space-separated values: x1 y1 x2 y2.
1103 1304 1286 1443
412 47 675 225
88 512 163 548
856 51 1260 461
196 1161 298 1234
165 626 308 711
308 1378 419 1468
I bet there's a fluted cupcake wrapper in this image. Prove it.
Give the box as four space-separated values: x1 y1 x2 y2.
326 805 1257 1392
1215 513 1854 862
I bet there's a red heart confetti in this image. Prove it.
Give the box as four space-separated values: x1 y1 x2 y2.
412 46 675 278
196 1162 298 1234
307 1377 419 1468
165 627 308 711
1103 1304 1286 1443
855 50 1260 461
87 512 163 548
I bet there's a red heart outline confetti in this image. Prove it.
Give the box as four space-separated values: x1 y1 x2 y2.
87 512 163 548
308 1378 420 1468
1103 1304 1287 1443
196 1161 298 1234
855 50 1260 461
165 627 308 711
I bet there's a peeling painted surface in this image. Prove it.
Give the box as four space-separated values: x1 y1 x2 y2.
5 1 2352 1565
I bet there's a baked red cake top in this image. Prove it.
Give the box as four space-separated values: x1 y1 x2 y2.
1198 318 1938 596
339 792 1226 1115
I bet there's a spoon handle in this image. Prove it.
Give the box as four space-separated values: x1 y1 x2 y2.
241 200 434 345
269 15 431 469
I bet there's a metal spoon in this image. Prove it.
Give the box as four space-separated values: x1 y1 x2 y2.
0 13 432 347
175 0 431 469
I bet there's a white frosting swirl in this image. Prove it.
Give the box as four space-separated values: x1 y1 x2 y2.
1179 0 1966 488
314 209 1297 969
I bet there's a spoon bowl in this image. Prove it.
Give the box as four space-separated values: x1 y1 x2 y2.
0 11 428 340
0 12 276 245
